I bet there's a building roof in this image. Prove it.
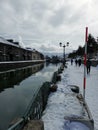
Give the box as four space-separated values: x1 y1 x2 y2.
0 36 32 52
0 36 43 55
0 36 20 47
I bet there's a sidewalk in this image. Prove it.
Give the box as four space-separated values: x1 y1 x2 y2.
41 62 97 130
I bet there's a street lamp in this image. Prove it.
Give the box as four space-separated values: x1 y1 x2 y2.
59 42 69 65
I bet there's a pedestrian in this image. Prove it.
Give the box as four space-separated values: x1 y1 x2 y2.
78 59 82 67
71 59 73 65
75 59 78 66
87 59 91 74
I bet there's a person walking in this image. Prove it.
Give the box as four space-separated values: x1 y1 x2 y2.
71 59 73 65
87 59 91 74
78 58 82 67
75 59 78 66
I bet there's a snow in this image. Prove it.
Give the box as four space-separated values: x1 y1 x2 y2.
42 62 98 130
0 36 19 47
64 121 90 130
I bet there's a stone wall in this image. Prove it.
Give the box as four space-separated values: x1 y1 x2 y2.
0 60 45 71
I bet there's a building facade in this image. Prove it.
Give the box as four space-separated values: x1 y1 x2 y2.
0 37 44 62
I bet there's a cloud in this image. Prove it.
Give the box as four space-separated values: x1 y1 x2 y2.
48 7 66 27
39 44 55 52
0 0 98 54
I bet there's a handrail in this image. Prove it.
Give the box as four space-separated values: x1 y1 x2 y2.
23 87 41 120
7 81 51 130
8 88 41 130
8 118 24 130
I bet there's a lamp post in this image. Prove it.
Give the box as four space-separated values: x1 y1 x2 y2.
59 42 69 65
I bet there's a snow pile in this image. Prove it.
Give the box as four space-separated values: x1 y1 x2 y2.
64 121 90 130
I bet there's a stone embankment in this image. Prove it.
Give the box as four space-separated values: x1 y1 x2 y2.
0 60 44 71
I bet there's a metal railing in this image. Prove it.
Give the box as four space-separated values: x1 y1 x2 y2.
8 82 50 130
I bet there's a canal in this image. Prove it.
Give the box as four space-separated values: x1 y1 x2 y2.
0 63 60 130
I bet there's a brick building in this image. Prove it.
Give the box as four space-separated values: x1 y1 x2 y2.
0 37 44 62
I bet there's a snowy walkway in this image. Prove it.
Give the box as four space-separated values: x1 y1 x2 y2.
42 62 98 130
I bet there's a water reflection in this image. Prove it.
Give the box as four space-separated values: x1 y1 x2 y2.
0 63 44 92
0 63 60 130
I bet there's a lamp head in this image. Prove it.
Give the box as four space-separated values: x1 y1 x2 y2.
67 42 69 46
59 42 62 47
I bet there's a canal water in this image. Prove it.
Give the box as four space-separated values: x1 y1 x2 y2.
0 63 60 130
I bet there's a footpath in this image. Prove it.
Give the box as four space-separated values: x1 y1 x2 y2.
41 63 94 130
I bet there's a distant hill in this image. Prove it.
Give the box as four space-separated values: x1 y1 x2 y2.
42 52 63 57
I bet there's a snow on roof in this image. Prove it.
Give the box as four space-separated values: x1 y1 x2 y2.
25 47 34 52
0 36 20 47
0 37 43 54
0 36 33 52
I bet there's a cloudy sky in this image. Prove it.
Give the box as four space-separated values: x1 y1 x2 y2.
0 0 98 54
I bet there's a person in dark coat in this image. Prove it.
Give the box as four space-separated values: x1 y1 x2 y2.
71 59 73 65
87 59 91 74
75 59 78 66
78 59 82 66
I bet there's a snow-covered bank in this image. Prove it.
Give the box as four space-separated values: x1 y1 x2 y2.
67 63 98 130
42 62 98 130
